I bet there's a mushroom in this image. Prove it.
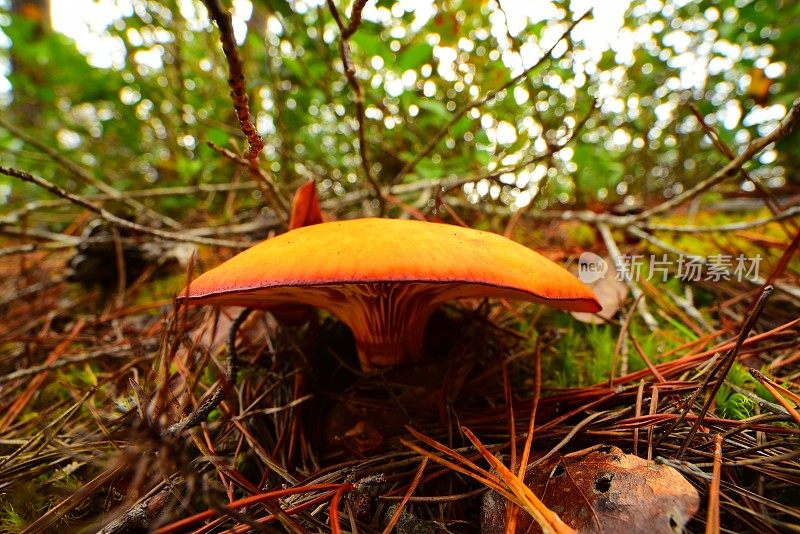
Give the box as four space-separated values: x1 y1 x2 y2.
182 218 600 371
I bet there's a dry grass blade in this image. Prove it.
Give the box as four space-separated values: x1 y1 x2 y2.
749 369 800 424
401 430 511 498
460 426 575 534
381 457 428 534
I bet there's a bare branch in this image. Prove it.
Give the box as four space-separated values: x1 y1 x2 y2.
0 117 183 229
643 205 800 233
389 11 591 186
207 141 290 220
1 180 259 226
342 0 369 38
632 96 800 222
0 165 248 249
201 0 263 161
326 0 385 215
688 103 798 235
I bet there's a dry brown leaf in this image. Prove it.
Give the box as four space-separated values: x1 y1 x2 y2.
572 256 628 324
482 445 699 534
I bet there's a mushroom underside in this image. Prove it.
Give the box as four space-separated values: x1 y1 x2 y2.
187 281 595 371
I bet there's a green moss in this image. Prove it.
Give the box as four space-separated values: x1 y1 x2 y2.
714 363 779 420
544 322 615 387
563 222 597 248
0 502 26 534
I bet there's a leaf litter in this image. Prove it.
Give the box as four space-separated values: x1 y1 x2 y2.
0 207 798 534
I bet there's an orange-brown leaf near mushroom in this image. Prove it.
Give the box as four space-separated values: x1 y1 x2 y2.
181 218 601 371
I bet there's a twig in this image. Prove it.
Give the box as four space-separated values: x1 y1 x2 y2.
207 141 289 219
688 102 798 236
643 205 800 233
99 483 174 534
631 97 800 223
597 222 659 330
669 286 773 458
0 181 259 225
0 165 248 248
201 0 291 224
0 275 65 306
200 0 263 161
390 11 591 186
0 117 183 230
0 346 140 384
164 308 252 438
326 0 385 215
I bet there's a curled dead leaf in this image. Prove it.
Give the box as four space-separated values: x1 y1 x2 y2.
572 257 628 324
482 445 699 533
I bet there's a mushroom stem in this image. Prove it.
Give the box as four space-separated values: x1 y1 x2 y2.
327 283 439 371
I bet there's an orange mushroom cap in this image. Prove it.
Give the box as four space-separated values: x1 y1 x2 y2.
183 218 600 370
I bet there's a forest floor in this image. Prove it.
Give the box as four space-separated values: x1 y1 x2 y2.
0 199 798 533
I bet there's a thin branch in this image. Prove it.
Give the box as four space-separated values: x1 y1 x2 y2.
164 308 252 438
654 286 773 456
676 286 773 458
632 97 800 222
201 0 263 161
207 141 290 219
0 181 259 225
688 102 798 235
597 222 659 330
339 0 369 38
201 0 292 226
326 0 384 215
643 204 800 233
390 11 591 186
0 346 139 384
0 165 248 248
0 117 183 230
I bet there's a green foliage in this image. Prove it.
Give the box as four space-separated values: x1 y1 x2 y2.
1 0 797 217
